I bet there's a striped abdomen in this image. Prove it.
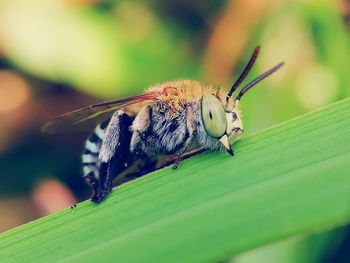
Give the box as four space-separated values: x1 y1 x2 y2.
82 120 109 179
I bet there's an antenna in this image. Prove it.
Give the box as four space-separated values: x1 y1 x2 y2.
226 46 260 102
235 62 284 101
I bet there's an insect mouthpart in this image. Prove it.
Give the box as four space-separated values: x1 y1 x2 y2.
218 134 234 156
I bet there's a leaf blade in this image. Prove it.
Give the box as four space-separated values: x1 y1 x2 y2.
1 98 350 263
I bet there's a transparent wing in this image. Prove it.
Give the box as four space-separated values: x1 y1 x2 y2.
42 92 161 134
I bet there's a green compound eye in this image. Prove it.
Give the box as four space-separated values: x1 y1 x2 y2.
201 94 227 138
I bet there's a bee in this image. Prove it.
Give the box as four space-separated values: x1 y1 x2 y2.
43 46 283 203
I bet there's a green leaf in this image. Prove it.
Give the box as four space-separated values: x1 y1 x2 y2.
1 98 350 263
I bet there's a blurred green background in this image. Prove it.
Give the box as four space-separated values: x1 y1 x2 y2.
0 0 349 262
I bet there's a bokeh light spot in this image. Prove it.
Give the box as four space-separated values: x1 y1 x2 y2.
0 71 30 113
296 65 338 110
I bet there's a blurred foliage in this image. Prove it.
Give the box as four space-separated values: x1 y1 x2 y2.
0 0 349 261
0 0 213 97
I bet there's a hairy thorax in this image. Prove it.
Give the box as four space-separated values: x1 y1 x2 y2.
130 80 230 158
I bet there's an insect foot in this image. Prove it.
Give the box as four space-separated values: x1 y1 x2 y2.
91 190 111 204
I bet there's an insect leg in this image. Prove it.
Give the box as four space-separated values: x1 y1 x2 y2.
172 136 194 169
130 105 152 153
91 161 120 203
85 173 100 200
172 104 197 169
90 163 109 203
92 110 133 203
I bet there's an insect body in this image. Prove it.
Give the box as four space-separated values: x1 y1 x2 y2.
43 46 283 203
